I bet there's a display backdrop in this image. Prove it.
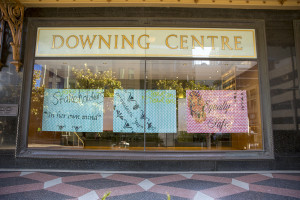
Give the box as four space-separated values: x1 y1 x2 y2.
113 89 177 133
186 90 248 133
42 89 104 132
178 98 187 131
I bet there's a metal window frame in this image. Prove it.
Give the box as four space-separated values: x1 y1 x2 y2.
294 20 300 97
16 17 274 160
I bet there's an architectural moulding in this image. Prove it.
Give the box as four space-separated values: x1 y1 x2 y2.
17 0 300 10
0 0 24 72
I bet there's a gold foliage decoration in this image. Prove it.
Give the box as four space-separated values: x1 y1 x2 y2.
0 0 24 72
156 79 213 98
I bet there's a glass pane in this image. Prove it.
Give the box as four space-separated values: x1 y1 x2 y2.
145 60 262 151
0 65 22 149
28 60 145 150
28 59 263 151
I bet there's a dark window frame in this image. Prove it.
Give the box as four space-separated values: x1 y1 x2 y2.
294 20 300 97
16 17 274 160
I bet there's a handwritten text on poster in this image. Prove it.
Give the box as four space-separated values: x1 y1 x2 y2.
42 89 104 132
186 90 248 133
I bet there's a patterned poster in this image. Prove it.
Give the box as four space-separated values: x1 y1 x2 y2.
113 89 176 133
186 90 248 133
42 89 104 132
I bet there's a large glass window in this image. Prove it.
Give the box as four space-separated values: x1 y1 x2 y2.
28 59 262 151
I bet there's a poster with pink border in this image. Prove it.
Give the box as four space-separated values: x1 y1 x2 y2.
186 90 249 133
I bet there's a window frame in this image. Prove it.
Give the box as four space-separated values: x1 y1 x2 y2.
294 20 300 97
16 17 274 160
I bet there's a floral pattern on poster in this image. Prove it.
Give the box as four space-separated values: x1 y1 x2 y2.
186 90 249 133
113 89 176 133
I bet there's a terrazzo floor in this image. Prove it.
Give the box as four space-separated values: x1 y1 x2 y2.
0 170 300 199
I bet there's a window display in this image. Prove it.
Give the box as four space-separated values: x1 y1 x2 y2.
28 59 262 151
25 23 264 152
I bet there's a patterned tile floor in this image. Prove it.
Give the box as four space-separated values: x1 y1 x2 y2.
0 171 300 200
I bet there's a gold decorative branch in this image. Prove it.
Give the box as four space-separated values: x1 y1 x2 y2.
0 0 24 72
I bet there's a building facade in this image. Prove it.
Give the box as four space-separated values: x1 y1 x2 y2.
0 2 300 171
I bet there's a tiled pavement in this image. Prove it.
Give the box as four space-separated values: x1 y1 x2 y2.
0 171 300 200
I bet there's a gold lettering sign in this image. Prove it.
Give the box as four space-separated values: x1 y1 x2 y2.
122 35 134 49
234 36 243 50
191 35 204 49
180 35 188 49
207 36 218 50
52 35 64 49
221 36 233 50
138 34 150 49
99 35 111 49
66 35 79 49
114 35 118 49
37 28 256 58
166 34 178 49
80 35 97 49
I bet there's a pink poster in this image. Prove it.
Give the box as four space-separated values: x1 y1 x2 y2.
186 90 249 133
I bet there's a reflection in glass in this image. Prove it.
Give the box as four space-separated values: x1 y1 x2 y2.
145 60 262 150
28 60 145 150
28 59 262 151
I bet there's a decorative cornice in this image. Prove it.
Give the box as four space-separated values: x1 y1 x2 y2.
0 0 24 72
16 0 300 10
278 0 287 5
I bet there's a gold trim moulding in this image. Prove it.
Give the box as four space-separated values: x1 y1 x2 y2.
35 53 257 58
37 27 256 32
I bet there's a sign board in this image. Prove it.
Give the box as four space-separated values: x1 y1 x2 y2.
186 90 249 133
42 89 104 132
36 27 256 58
113 89 177 133
0 104 18 116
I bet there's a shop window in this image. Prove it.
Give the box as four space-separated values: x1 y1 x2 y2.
18 22 274 159
28 59 262 151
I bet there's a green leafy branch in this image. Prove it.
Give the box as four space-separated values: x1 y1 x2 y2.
72 67 122 97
